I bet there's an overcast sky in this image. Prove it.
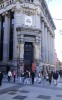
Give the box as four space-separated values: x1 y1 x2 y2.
46 0 62 61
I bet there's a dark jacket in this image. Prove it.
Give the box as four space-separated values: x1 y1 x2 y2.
48 72 52 80
0 72 3 81
53 72 58 80
31 71 35 78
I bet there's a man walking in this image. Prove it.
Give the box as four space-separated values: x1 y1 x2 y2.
31 71 35 84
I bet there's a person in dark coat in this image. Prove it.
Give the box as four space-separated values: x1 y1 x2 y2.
13 71 16 82
31 71 35 84
48 71 52 84
0 71 3 86
24 71 29 78
53 71 58 85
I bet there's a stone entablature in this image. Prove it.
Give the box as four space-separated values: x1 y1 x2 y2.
40 0 56 30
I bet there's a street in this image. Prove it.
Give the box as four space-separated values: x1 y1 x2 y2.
0 79 62 100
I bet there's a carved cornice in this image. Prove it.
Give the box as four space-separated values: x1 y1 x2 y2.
22 7 36 15
2 11 10 17
16 26 41 33
14 6 37 15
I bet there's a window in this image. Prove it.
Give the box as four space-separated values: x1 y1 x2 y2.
25 0 33 2
30 0 33 2
0 16 4 61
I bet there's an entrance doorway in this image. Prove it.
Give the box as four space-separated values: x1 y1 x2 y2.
24 42 34 72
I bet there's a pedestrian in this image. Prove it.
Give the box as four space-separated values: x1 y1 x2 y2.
48 71 52 84
38 71 41 83
46 73 49 81
24 70 29 84
24 70 29 78
20 70 25 84
8 70 12 82
0 71 3 86
53 71 58 85
31 71 35 84
13 71 16 82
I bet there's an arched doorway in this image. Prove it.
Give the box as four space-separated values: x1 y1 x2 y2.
24 42 34 72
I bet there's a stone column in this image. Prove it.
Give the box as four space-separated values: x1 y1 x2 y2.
34 35 40 68
19 35 24 59
13 10 18 61
13 3 22 61
49 33 52 64
48 31 51 64
51 35 53 64
34 43 40 61
50 34 53 64
47 30 50 63
19 43 24 59
47 29 49 63
3 12 10 61
50 34 52 64
19 34 24 72
13 5 22 74
52 35 55 65
44 25 48 63
34 36 40 60
41 21 45 62
38 31 42 62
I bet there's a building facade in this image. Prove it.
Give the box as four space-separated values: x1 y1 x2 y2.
0 0 56 74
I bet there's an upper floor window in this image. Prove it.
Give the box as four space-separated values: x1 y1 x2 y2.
25 0 33 2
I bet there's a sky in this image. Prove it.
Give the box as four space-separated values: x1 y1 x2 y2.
46 0 62 61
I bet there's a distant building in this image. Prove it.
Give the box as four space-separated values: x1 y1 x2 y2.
0 0 56 74
54 51 62 70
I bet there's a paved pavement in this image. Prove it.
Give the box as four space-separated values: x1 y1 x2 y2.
0 77 62 100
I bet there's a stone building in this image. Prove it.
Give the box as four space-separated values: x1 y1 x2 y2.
0 0 56 74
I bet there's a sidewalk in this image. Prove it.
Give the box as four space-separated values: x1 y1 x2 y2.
0 76 62 100
2 76 62 90
0 81 62 100
0 82 16 90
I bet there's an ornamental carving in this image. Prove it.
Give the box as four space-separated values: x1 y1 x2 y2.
2 11 10 17
22 7 36 15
